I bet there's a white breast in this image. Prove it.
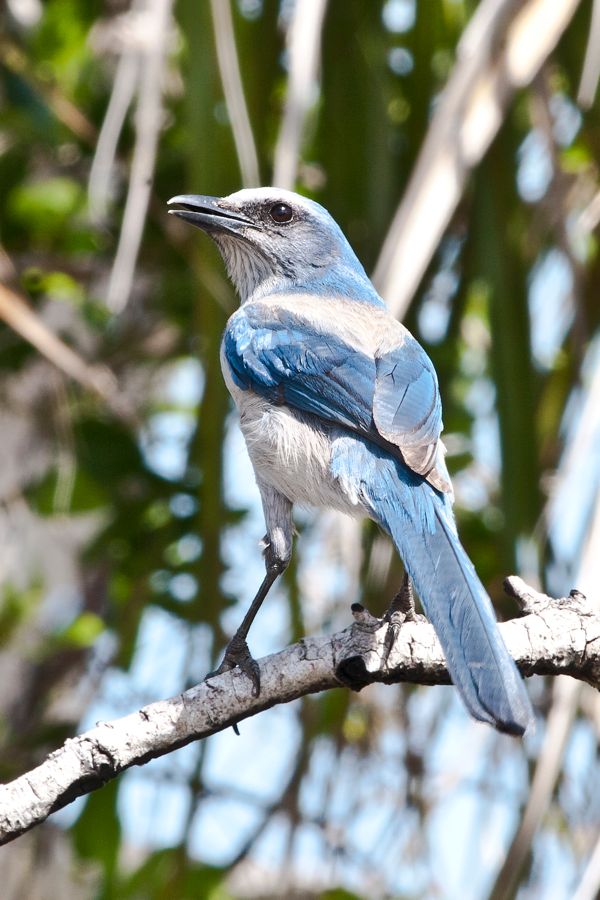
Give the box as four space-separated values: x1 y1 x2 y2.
242 392 365 515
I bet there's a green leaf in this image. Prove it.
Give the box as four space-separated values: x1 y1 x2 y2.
73 778 121 883
29 466 109 516
57 611 105 648
0 583 43 646
321 890 367 900
8 176 82 230
118 849 229 900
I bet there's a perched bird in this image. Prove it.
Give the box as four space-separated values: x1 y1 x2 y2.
168 187 533 735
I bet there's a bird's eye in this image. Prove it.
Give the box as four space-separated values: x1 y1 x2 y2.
269 202 293 224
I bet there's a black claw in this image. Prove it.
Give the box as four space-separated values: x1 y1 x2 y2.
382 615 402 666
385 573 416 621
237 650 261 697
381 574 416 666
206 636 261 697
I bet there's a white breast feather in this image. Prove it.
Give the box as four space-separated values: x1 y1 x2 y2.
237 392 364 515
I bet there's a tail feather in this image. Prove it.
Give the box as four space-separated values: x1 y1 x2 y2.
371 476 533 735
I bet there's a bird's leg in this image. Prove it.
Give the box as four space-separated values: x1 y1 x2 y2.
207 485 293 697
385 571 416 620
206 545 288 696
382 572 416 665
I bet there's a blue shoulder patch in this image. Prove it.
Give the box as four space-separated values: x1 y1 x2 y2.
223 306 375 432
223 305 444 486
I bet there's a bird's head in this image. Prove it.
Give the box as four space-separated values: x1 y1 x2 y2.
168 187 383 306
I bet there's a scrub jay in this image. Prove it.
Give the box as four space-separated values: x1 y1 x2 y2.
168 187 533 735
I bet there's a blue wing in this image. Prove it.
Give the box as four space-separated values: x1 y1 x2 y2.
374 343 441 447
374 341 445 485
224 303 449 490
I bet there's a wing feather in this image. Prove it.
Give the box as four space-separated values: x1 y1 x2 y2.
224 303 452 493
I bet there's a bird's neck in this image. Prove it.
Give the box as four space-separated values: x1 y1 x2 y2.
243 264 385 308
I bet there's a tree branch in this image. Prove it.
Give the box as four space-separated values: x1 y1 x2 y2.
1 578 599 846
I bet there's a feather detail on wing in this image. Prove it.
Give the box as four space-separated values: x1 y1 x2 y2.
374 339 452 493
224 301 452 494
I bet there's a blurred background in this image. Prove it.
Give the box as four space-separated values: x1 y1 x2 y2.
0 0 599 897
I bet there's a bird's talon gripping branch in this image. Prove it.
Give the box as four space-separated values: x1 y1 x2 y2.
207 636 261 697
382 616 402 667
385 573 417 622
381 574 416 665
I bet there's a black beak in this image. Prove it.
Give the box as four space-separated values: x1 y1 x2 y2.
167 194 255 234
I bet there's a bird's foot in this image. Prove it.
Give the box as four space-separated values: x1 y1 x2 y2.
206 633 261 697
382 574 417 666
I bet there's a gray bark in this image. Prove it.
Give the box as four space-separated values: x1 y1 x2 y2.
1 577 598 846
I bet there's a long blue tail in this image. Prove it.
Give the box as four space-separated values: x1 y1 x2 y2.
334 440 534 735
388 495 532 734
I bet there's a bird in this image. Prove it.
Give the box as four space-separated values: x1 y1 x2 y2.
168 186 533 736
